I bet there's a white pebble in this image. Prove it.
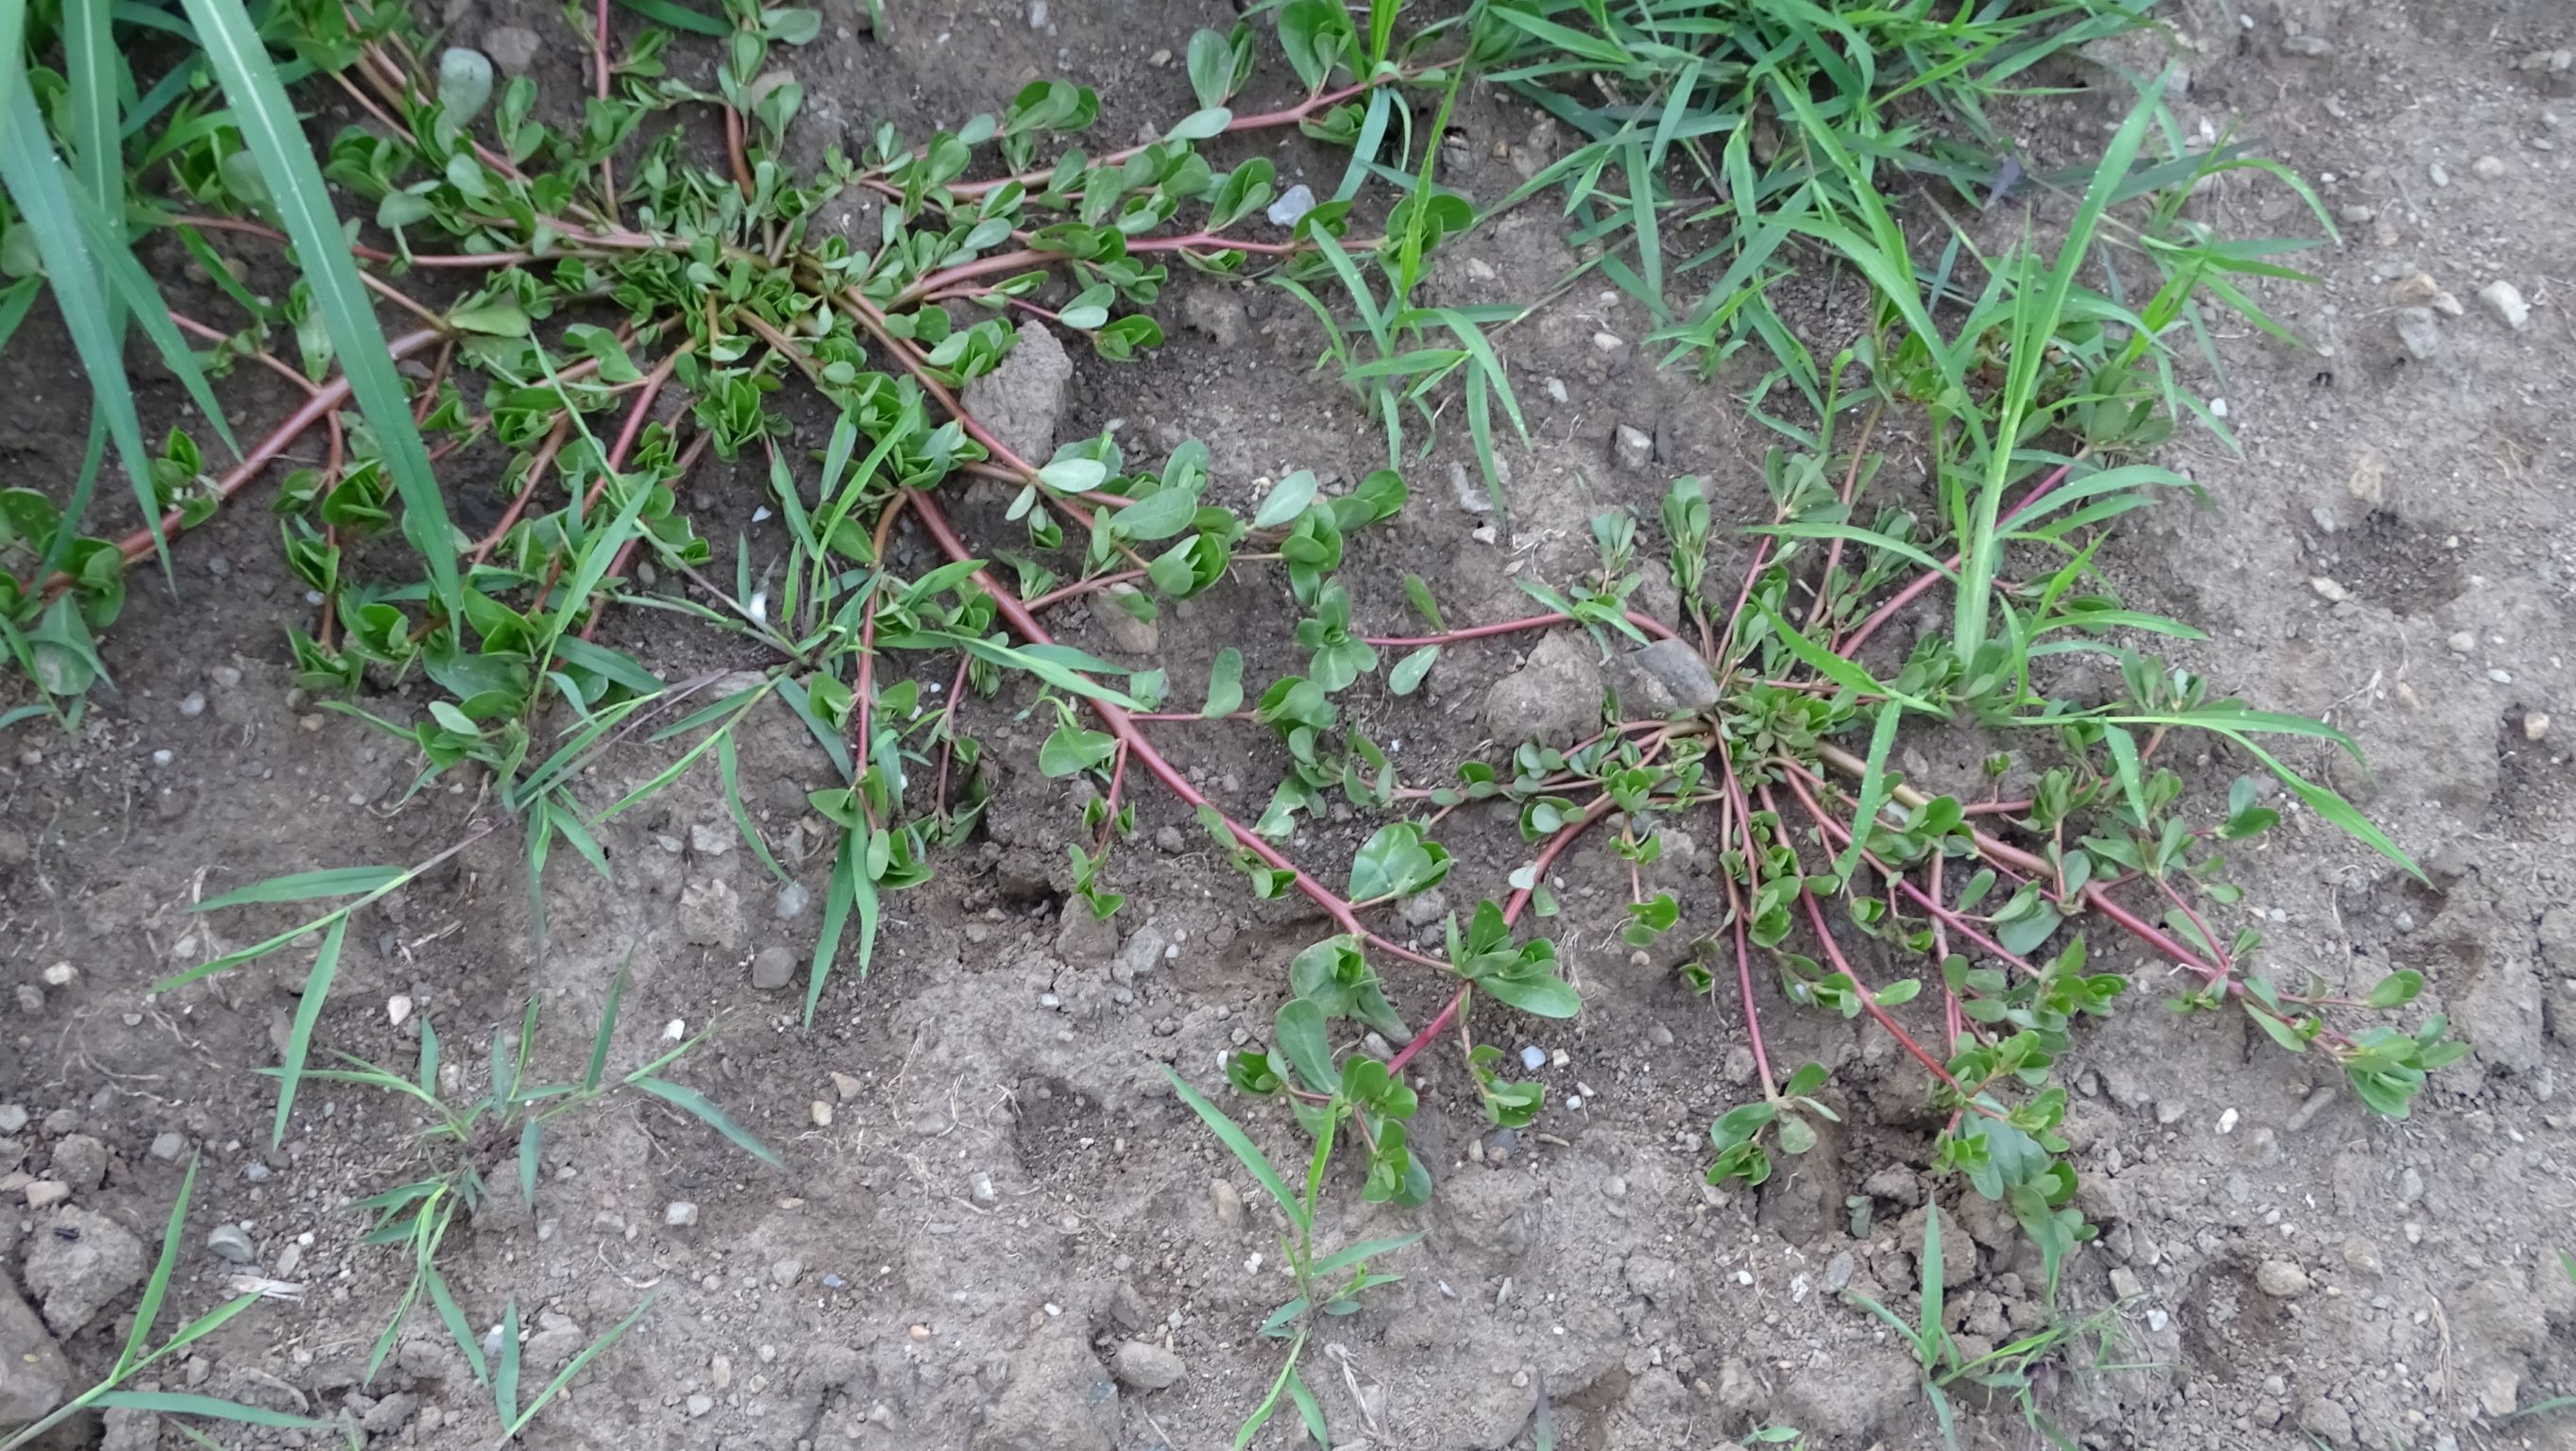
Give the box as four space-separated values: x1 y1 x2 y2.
1518 1045 1547 1071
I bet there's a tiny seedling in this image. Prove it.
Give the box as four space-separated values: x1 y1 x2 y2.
1164 1067 1421 1448
280 958 774 1409
1842 1206 2130 1449
0 1158 354 1450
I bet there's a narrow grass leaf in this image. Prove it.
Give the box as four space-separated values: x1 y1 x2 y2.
503 1291 655 1435
93 1392 336 1430
0 80 168 575
195 865 404 910
426 1263 490 1387
2222 734 2416 879
583 959 626 1093
634 1074 785 1169
1833 700 1903 886
1751 600 1938 714
494 1299 521 1427
611 0 726 33
117 1156 200 1375
717 733 790 883
178 0 459 616
1287 1368 1328 1442
271 919 347 1148
517 1120 541 1206
1310 1231 1423 1277
1161 1067 1300 1232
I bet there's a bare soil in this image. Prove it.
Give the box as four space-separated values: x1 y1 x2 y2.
4 1 2573 1449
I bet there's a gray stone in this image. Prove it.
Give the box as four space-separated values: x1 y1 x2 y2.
1609 638 1720 716
1822 1251 1856 1291
1110 1340 1184 1391
2393 306 2442 360
26 1207 148 1334
2297 1396 2353 1445
1055 905 1118 968
1482 633 1602 746
0 1105 25 1134
1094 586 1159 655
0 1275 74 1424
665 1201 700 1227
2479 279 2532 331
208 1223 257 1265
686 1393 715 1417
771 1257 803 1287
481 25 539 74
101 1404 158 1451
1621 1253 1685 1304
48 1134 107 1190
148 1131 186 1162
1209 1179 1243 1229
1613 424 1655 472
750 946 795 992
773 881 811 920
1112 920 1172 987
2253 1259 2311 1299
679 878 747 951
361 1392 420 1433
978 1326 1117 1451
959 323 1075 464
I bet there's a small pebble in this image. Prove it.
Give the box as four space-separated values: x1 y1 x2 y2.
41 961 75 987
809 1101 833 1127
208 1224 258 1265
2254 1259 2312 1299
2448 631 2476 653
2524 712 2551 742
178 692 206 717
2479 279 2532 331
150 1131 186 1161
771 1257 802 1287
1518 1045 1547 1072
665 1201 700 1227
686 1394 714 1418
2471 154 2506 179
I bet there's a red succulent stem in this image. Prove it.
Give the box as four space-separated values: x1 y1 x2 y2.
1837 455 2086 656
904 487 1443 972
1363 610 1681 649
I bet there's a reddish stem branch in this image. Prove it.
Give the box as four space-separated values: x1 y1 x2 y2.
39 328 440 594
1364 610 1680 650
906 488 1442 970
1836 456 2086 655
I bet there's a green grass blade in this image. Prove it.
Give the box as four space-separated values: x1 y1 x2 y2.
116 1155 199 1375
632 1074 785 1169
195 865 405 910
716 733 790 884
92 1391 337 1431
502 1291 655 1436
176 0 459 617
1751 599 1938 714
425 1262 491 1387
0 79 170 578
494 1298 521 1427
1832 700 1903 886
1161 1067 1301 1234
272 918 347 1147
582 957 626 1093
610 0 725 35
62 0 120 246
